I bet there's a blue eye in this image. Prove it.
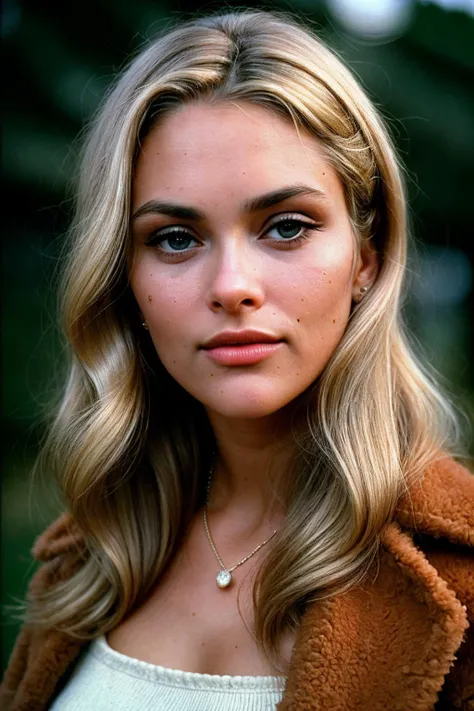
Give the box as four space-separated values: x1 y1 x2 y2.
265 216 319 244
146 228 198 252
267 220 305 240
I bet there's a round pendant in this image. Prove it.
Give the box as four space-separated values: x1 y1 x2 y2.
216 570 232 588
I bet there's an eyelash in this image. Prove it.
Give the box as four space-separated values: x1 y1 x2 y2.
144 213 321 256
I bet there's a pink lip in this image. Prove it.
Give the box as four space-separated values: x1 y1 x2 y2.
203 342 282 366
200 329 283 366
201 329 281 349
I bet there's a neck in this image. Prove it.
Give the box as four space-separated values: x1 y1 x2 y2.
205 408 295 528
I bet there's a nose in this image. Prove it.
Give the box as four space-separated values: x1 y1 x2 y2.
206 240 265 314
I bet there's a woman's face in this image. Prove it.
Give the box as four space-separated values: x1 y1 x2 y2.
130 101 376 420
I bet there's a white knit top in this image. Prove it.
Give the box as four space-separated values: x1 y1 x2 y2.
50 635 287 710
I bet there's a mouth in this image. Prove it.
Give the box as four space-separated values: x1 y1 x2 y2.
201 330 282 350
200 330 283 366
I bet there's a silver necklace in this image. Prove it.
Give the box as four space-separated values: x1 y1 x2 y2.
203 463 278 589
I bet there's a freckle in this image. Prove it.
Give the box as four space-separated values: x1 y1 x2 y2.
220 390 223 394
329 280 332 284
192 612 196 616
172 360 176 364
272 312 276 316
235 645 239 649
332 319 336 323
173 299 177 303
210 373 214 377
300 298 304 302
148 295 152 302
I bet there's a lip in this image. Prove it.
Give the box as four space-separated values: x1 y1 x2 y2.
200 330 283 366
201 330 282 350
203 342 282 366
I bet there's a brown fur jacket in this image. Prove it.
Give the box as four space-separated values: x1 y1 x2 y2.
1 456 473 711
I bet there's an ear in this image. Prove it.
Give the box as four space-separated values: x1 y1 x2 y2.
351 239 379 301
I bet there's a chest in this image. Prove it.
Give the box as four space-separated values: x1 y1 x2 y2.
107 522 295 677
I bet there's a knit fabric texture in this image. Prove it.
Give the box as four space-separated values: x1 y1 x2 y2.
49 636 286 711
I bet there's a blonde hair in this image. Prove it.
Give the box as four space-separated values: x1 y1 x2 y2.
26 10 462 667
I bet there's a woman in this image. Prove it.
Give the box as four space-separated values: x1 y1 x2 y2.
1 9 473 711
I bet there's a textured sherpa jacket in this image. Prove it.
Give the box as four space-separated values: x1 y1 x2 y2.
1 456 473 711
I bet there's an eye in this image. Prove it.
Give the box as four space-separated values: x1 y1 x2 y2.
145 227 199 253
264 214 320 244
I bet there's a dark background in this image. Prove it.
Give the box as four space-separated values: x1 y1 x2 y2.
2 0 473 668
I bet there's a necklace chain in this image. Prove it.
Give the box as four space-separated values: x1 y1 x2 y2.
203 461 278 588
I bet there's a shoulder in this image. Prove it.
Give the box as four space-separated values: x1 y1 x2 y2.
32 511 85 562
394 455 474 615
1 514 87 709
395 454 474 546
26 512 87 597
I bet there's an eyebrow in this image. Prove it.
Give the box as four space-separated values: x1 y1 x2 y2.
131 185 327 222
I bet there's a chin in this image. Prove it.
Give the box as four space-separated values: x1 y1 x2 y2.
208 401 282 420
201 384 306 421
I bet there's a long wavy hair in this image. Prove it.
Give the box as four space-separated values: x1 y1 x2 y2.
26 9 463 667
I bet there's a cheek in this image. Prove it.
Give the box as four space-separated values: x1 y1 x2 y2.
130 258 199 358
281 241 354 323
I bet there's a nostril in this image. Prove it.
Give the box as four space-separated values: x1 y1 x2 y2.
211 297 256 309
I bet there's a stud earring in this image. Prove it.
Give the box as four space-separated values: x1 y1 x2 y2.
142 320 149 331
353 285 369 303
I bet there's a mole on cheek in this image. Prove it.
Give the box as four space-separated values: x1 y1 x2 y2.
297 318 300 323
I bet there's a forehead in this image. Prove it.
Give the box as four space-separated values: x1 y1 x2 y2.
132 101 344 210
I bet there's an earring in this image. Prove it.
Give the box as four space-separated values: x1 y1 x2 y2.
142 320 149 331
353 285 369 303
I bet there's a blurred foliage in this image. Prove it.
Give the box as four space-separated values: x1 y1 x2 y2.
2 0 473 668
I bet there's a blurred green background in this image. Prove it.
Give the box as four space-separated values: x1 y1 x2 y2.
2 0 473 669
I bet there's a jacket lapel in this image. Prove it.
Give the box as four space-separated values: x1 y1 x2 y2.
279 522 469 711
14 631 84 711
